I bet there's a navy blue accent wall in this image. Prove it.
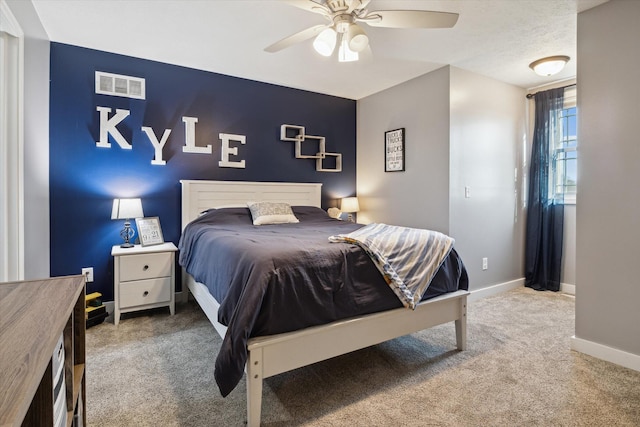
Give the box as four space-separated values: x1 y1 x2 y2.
49 43 356 301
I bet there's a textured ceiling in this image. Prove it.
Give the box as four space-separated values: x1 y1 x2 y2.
31 0 608 100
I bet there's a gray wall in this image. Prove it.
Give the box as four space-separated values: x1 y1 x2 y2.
576 0 640 356
449 67 526 288
356 66 451 233
357 66 527 291
6 0 50 280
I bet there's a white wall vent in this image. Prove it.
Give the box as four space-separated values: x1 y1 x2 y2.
95 71 145 99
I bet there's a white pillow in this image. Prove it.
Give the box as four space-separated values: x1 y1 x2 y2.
247 201 299 225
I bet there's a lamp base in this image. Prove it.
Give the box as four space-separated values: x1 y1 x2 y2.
119 221 135 248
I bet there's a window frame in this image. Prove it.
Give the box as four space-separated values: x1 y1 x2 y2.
551 88 577 204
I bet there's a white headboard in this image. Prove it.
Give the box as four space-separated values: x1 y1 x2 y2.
180 180 323 229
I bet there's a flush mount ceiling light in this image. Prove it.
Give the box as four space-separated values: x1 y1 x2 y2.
265 0 459 63
529 55 570 76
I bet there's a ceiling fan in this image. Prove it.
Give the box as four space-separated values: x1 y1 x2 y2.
265 0 459 62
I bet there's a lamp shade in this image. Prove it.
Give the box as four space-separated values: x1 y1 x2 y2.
338 36 359 62
111 198 144 220
313 28 337 57
340 197 360 213
347 24 368 52
529 55 570 76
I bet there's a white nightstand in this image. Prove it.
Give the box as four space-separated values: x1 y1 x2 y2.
112 242 178 325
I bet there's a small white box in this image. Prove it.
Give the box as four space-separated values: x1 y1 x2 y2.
52 333 67 427
52 333 64 381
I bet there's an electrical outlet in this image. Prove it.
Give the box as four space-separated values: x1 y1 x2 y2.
82 267 94 282
482 258 488 271
464 186 471 198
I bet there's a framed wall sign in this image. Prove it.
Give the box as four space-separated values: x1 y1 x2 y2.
135 217 164 246
385 128 405 172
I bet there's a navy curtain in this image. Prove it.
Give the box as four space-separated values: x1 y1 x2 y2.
525 88 565 291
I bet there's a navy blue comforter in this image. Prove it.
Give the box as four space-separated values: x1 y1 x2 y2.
178 206 468 396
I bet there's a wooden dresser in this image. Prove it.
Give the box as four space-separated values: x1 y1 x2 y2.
0 275 86 427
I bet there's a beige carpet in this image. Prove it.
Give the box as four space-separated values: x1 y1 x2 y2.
85 288 640 426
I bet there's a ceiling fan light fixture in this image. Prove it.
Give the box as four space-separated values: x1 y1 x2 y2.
266 2 459 63
529 55 570 76
313 27 337 57
338 34 359 62
347 23 369 52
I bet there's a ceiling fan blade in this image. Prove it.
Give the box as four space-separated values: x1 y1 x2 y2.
264 24 329 53
347 0 370 14
363 10 459 29
282 0 331 16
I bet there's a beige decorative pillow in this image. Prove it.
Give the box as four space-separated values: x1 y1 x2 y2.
327 207 342 219
247 201 299 225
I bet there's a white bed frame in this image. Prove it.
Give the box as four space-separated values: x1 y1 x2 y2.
180 180 469 426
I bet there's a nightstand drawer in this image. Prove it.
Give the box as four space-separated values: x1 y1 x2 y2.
119 252 172 281
119 278 171 308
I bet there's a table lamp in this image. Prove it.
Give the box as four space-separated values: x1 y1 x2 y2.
111 198 144 248
340 197 359 222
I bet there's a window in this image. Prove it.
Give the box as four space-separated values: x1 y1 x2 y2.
551 89 577 203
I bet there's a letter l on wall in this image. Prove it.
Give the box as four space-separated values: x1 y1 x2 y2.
182 116 212 154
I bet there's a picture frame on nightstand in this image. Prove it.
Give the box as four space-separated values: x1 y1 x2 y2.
135 216 164 246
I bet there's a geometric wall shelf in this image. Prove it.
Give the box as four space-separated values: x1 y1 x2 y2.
296 135 325 159
316 151 342 173
280 124 342 172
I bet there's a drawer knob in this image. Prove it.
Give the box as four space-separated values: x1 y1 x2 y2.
143 265 149 271
143 291 149 297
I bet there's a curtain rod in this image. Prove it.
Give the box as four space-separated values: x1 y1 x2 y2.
526 83 576 99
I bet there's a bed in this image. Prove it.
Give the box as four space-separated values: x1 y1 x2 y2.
179 180 469 426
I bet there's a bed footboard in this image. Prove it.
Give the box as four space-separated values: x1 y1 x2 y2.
245 289 468 427
187 278 468 426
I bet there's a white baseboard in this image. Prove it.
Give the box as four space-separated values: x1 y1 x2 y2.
561 282 575 295
469 278 524 302
571 336 640 373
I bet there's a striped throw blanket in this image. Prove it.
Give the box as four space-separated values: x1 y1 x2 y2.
329 223 454 309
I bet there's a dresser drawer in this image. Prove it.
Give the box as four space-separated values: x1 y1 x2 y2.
119 252 172 281
119 277 171 308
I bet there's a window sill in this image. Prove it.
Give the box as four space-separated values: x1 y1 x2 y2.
553 197 576 205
